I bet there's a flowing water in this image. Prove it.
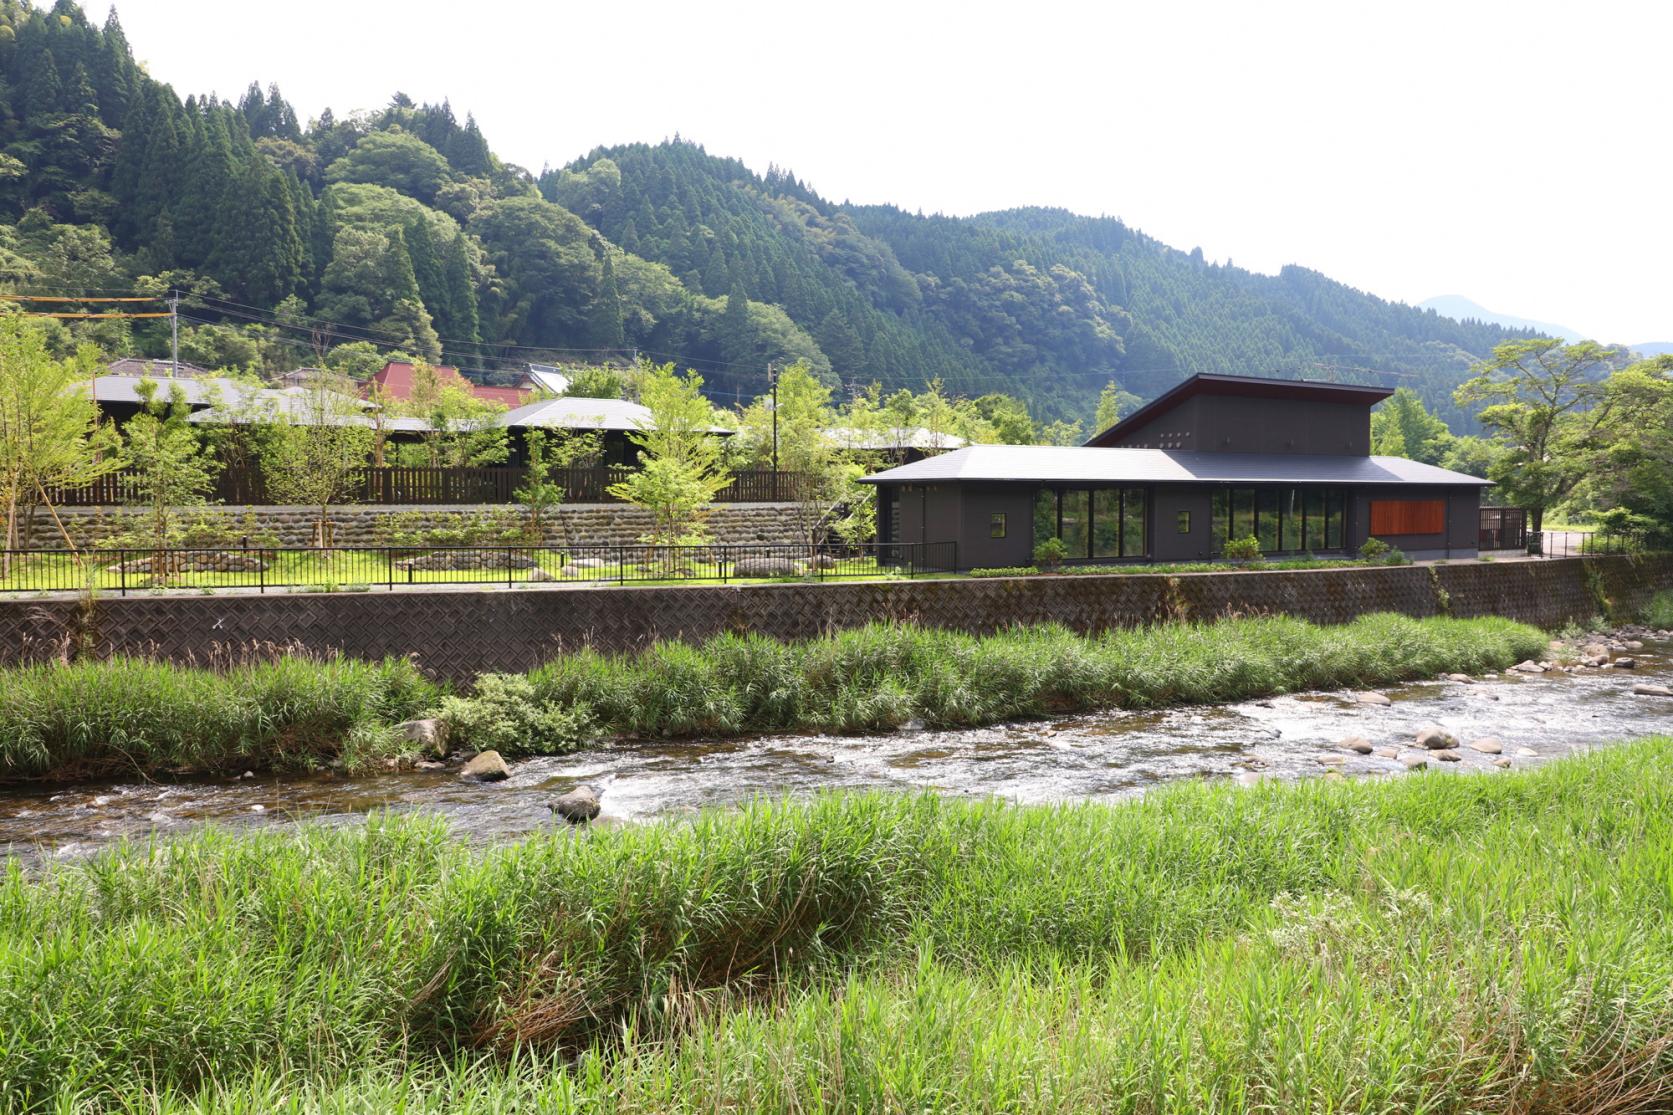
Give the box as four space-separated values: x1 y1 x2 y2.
5 640 1671 865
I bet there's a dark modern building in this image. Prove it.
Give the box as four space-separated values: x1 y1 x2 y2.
863 373 1490 568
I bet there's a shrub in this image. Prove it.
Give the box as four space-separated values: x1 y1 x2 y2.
969 566 1039 578
1222 535 1262 561
1644 590 1673 629
1033 537 1070 569
1358 537 1392 560
439 672 594 755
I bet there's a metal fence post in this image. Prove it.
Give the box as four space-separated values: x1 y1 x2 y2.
258 549 265 594
119 548 127 597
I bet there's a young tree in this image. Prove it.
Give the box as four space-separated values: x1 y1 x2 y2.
1371 387 1454 465
406 361 509 468
513 426 601 541
608 362 731 543
123 380 219 552
1454 339 1627 531
1093 380 1127 435
736 360 854 548
258 383 374 547
0 320 122 560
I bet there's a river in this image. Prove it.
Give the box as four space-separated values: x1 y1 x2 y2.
4 637 1670 865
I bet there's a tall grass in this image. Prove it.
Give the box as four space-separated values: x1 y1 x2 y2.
521 613 1547 738
6 740 1671 1112
0 613 1546 778
0 655 439 779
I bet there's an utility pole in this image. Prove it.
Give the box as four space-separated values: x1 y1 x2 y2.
769 361 779 501
168 289 180 378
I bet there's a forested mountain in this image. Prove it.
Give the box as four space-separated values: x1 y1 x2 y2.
0 0 1541 426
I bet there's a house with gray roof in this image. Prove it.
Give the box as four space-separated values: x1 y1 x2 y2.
861 373 1490 569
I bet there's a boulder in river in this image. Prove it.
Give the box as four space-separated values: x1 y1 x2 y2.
1354 691 1392 706
1400 755 1429 771
1340 736 1374 754
459 750 510 782
398 718 449 758
1493 757 1513 768
1446 673 1474 684
1432 749 1462 762
550 784 602 823
1614 657 1637 669
1632 683 1673 698
1467 737 1503 755
1415 724 1459 750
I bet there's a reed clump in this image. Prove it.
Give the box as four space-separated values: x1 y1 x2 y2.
5 739 1671 1112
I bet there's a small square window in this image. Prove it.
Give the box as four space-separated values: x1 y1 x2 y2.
990 513 1008 539
1177 511 1191 534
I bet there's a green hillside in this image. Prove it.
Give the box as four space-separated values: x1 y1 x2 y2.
0 0 1537 425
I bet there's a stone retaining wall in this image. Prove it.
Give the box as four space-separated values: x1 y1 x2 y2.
39 502 809 550
2 556 1670 683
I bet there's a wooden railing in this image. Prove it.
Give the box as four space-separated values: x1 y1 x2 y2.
43 466 815 507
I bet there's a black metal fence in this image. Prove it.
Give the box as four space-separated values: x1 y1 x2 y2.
1528 530 1647 559
0 541 958 595
1478 506 1527 551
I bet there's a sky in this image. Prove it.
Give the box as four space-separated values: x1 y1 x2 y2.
98 0 1670 345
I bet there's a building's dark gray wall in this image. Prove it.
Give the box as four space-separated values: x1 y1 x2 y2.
896 484 964 550
1153 488 1216 561
1349 485 1483 559
1112 397 1372 456
957 484 1035 568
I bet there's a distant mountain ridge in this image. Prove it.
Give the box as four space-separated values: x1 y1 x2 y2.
1417 295 1581 343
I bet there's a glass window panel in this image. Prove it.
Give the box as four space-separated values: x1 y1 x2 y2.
1325 492 1344 549
1092 489 1121 558
1256 489 1280 553
990 513 1007 539
1123 488 1147 558
1231 489 1256 546
1211 490 1229 553
1281 488 1303 552
1177 510 1191 534
1033 489 1057 548
1304 490 1327 550
1060 489 1090 558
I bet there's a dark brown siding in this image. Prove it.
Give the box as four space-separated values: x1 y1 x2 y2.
1111 396 1373 456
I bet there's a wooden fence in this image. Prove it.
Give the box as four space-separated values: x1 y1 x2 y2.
43 466 815 507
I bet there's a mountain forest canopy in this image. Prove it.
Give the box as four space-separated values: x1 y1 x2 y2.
0 0 1545 429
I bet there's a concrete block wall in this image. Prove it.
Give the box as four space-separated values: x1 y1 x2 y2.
2 556 1670 683
40 503 811 550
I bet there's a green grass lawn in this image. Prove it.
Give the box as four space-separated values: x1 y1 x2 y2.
4 738 1670 1112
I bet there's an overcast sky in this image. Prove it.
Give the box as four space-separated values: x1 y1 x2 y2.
98 0 1669 344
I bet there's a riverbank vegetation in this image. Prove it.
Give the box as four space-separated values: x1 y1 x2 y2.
0 613 1547 780
5 739 1670 1111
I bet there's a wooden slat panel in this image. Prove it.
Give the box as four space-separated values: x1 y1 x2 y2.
1371 499 1445 536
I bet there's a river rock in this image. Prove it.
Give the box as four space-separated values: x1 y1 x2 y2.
1582 643 1609 658
550 784 602 823
1340 736 1374 754
398 718 449 757
733 557 803 577
1515 746 1538 757
1354 691 1392 706
1493 757 1513 768
458 750 510 782
1467 737 1503 754
1415 724 1459 750
1446 673 1474 684
1432 749 1462 762
1614 657 1637 669
1373 746 1398 758
1512 660 1546 674
1400 755 1429 770
1632 683 1673 697
1626 639 1645 650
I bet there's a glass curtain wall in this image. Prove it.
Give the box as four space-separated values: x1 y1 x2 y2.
1034 487 1148 560
1212 487 1344 555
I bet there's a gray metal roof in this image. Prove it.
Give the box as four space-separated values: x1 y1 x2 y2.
860 445 1490 486
90 374 251 407
824 425 968 452
499 395 734 434
187 388 430 432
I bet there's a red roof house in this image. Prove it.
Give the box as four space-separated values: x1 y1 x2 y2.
367 361 530 407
